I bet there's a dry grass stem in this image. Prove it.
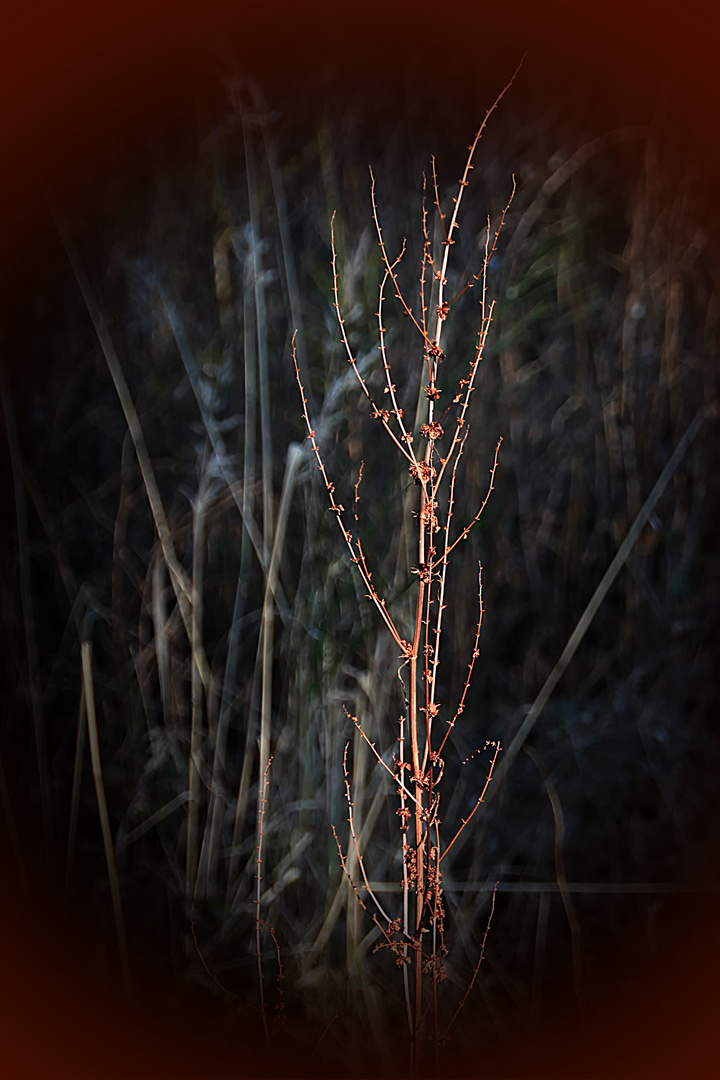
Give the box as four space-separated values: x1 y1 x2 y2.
80 640 131 995
255 752 274 1049
489 403 713 802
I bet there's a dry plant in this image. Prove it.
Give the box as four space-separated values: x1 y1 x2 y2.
292 73 520 1072
5 61 718 1080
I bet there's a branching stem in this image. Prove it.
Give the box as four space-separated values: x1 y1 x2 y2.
292 68 522 1069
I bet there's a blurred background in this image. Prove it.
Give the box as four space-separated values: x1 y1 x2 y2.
1 2 720 1077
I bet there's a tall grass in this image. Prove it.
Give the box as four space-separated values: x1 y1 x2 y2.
1 69 719 1077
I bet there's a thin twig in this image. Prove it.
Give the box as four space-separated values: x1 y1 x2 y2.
292 335 411 657
437 564 484 760
346 708 423 811
440 742 502 863
331 214 419 466
341 744 395 927
435 438 502 568
440 882 498 1041
190 922 248 1005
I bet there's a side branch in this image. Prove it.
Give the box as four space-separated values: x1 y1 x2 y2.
439 741 502 863
370 169 430 347
436 563 484 760
449 177 517 307
292 335 411 658
341 743 398 929
344 707 424 812
432 301 497 499
331 823 401 953
440 882 498 1041
436 438 502 569
436 58 524 302
330 215 418 466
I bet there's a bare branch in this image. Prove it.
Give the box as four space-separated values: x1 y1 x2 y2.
292 335 411 657
436 563 484 760
440 882 498 1041
435 438 502 569
440 742 502 864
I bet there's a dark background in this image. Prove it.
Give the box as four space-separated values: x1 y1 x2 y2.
1 2 720 1077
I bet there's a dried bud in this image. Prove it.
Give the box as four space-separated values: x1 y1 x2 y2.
420 421 444 441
